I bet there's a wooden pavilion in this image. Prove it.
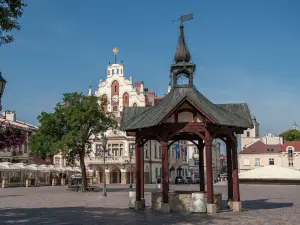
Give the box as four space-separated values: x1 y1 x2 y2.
120 22 253 214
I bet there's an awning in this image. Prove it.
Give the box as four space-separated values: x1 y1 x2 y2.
239 165 300 180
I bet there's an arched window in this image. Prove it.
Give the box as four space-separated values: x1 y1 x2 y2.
101 94 108 112
123 92 129 107
121 69 123 74
133 103 137 107
112 69 115 75
111 81 119 111
246 131 250 137
117 69 119 74
108 70 110 75
111 81 119 95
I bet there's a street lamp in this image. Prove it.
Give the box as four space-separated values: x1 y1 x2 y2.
0 72 7 111
101 133 108 197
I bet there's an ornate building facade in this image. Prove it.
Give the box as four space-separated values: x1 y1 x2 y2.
53 49 189 184
0 110 38 163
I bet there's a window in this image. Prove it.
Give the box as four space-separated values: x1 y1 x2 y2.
108 70 110 75
243 159 250 166
133 103 137 107
54 157 60 167
120 144 123 156
160 167 162 176
185 169 188 176
159 145 162 159
267 148 274 152
288 147 293 158
269 158 274 165
246 131 250 137
145 144 149 158
121 69 123 74
155 168 158 178
255 158 260 166
95 144 102 156
194 159 199 166
289 159 294 167
112 69 115 75
123 93 129 107
154 144 157 158
24 144 27 153
117 69 119 74
129 143 135 156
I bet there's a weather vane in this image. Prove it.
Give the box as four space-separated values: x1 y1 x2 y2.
113 47 119 64
172 13 194 25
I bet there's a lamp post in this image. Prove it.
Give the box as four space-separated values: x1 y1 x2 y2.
0 72 6 112
101 134 108 197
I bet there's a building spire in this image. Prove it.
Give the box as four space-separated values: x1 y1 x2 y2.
88 86 92 96
170 13 195 87
174 23 191 63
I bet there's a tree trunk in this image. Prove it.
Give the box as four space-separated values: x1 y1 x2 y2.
79 150 88 191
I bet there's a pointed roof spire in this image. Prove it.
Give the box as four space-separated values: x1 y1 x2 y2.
88 86 92 96
174 23 191 63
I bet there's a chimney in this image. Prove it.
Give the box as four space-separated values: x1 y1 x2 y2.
5 110 16 122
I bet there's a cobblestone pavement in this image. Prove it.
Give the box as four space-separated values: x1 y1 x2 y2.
0 184 299 225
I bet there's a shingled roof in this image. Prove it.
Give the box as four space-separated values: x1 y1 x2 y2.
120 84 253 131
120 21 253 132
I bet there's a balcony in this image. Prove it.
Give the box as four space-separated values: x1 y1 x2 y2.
87 155 136 165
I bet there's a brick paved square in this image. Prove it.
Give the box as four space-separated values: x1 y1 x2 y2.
0 184 299 225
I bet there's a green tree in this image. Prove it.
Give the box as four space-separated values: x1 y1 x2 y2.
0 0 27 45
29 93 116 189
280 129 300 142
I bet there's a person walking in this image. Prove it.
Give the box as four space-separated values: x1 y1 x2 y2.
156 175 162 189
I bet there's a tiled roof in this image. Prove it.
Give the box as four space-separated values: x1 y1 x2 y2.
120 85 253 131
239 141 282 154
282 141 300 152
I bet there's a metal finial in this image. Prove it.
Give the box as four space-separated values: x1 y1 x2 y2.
113 47 119 64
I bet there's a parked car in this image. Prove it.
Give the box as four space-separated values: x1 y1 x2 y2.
185 177 193 184
175 176 185 184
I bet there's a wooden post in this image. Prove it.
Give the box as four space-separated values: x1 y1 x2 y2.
135 143 142 202
226 141 233 201
161 141 169 203
140 146 144 199
205 139 214 204
198 141 205 192
232 141 240 202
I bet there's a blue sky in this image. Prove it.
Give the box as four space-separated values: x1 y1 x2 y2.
0 0 299 135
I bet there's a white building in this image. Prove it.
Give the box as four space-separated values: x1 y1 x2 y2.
187 140 222 182
0 110 38 163
55 49 189 184
239 115 283 151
